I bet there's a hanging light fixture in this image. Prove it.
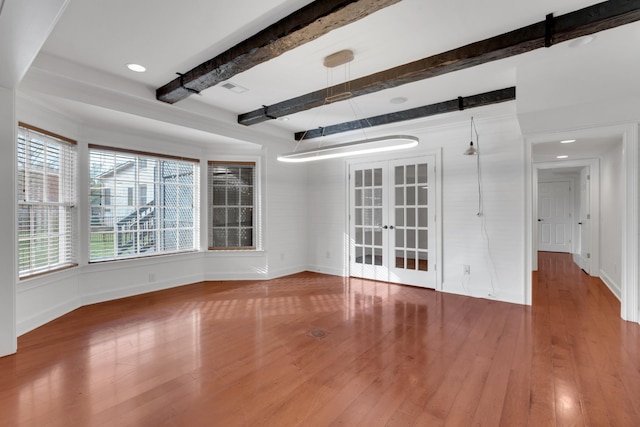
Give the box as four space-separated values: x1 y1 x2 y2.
278 135 418 162
277 50 419 162
464 116 479 155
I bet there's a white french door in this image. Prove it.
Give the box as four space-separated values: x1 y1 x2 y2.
349 156 436 288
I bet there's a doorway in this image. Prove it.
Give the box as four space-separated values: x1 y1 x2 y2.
349 155 436 288
525 123 638 323
533 160 599 277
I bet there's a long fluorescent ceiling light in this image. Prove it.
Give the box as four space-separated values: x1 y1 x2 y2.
277 135 419 163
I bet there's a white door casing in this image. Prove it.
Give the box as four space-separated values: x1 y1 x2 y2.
577 167 591 273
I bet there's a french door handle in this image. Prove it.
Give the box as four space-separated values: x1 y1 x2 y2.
381 225 388 229
578 222 583 225
389 225 394 230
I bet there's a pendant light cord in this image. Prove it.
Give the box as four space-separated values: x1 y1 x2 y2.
471 116 482 216
471 117 496 295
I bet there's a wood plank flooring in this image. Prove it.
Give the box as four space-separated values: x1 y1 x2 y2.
1 252 639 426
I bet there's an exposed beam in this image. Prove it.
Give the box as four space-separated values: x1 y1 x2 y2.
156 0 401 104
294 87 516 140
239 0 640 126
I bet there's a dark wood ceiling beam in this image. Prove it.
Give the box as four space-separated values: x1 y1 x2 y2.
239 0 640 126
156 0 401 104
293 87 516 140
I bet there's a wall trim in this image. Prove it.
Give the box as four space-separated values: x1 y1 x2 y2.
17 298 81 336
441 283 524 306
306 265 346 277
267 265 308 280
600 269 622 301
621 123 639 322
204 272 268 281
81 273 204 306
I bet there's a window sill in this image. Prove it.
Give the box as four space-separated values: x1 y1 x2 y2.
206 249 265 257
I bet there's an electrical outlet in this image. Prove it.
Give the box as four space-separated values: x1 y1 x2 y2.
463 264 470 275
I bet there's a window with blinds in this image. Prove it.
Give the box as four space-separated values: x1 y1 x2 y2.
208 162 256 250
18 123 77 278
89 145 200 262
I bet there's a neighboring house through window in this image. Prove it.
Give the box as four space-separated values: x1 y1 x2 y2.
17 123 77 278
89 145 200 261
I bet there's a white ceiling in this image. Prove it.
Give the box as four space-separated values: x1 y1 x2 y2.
532 136 621 163
10 0 640 157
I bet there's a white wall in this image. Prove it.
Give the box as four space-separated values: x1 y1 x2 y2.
428 114 525 303
305 110 527 304
0 87 18 356
600 141 623 298
306 159 347 277
263 147 309 277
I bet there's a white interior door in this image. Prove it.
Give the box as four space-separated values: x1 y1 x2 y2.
578 168 591 273
350 156 436 288
538 181 572 253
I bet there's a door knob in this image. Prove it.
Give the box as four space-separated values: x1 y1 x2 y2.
381 225 388 229
578 222 583 225
538 219 543 222
389 225 394 230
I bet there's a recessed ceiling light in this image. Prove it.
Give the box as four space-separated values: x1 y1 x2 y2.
560 139 576 144
126 63 146 73
568 35 595 48
390 97 408 104
557 155 569 159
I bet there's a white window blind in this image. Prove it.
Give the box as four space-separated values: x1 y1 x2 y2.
89 145 200 262
208 161 256 250
18 123 77 278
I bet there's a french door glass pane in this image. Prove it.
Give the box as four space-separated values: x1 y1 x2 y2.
394 162 429 272
353 167 383 268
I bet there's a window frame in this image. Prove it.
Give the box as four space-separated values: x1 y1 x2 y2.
17 122 78 279
88 144 200 263
207 160 259 251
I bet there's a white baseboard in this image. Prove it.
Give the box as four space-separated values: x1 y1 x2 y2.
81 274 205 306
203 265 307 282
267 265 308 280
17 298 82 336
442 281 525 305
599 269 621 301
204 271 268 281
305 265 346 277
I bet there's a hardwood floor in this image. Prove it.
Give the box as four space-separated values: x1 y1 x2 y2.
1 252 639 426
